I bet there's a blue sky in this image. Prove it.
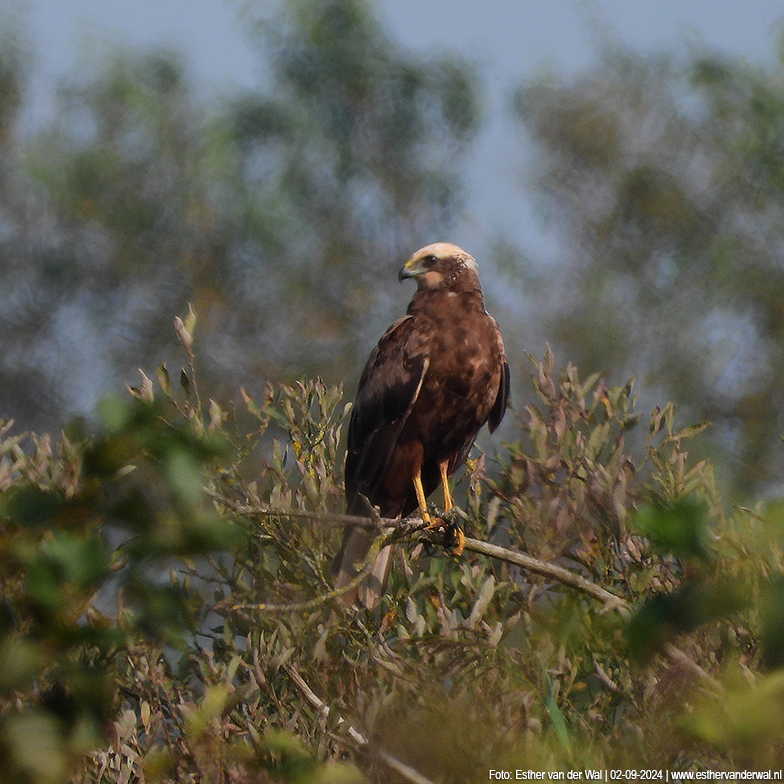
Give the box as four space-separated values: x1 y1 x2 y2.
4 0 782 427
14 0 784 261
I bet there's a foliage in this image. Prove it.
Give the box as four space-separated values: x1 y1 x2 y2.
0 0 479 431
3 1 784 497
4 4 784 775
1 311 784 782
515 40 784 492
0 383 239 779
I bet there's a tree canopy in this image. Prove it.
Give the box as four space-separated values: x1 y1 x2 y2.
515 40 784 492
0 0 479 432
3 2 784 496
2 320 784 782
3 5 784 778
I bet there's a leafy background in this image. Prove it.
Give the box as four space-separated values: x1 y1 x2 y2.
3 0 784 781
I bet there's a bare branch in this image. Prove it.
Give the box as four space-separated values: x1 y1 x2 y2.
462 536 629 612
662 642 723 693
208 491 395 530
283 664 434 784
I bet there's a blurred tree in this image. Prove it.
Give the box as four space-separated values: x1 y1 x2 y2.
0 0 479 431
515 42 784 493
220 0 480 375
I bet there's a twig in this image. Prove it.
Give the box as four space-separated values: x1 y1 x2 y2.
463 536 629 612
594 659 622 694
207 492 389 530
662 642 723 692
459 536 720 690
282 664 434 784
214 491 629 611
227 554 374 614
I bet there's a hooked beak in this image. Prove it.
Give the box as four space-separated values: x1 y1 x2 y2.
398 255 422 282
398 265 414 282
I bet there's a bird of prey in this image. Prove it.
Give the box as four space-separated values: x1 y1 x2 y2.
332 242 509 608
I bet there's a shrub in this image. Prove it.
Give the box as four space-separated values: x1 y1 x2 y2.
1 312 783 783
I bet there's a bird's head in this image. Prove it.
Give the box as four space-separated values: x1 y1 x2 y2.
398 242 479 291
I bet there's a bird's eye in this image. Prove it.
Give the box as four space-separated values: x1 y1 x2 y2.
425 254 437 264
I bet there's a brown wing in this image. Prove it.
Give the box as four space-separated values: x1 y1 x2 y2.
333 315 429 605
344 315 429 516
487 316 510 433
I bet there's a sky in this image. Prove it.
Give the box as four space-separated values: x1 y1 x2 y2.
13 0 784 260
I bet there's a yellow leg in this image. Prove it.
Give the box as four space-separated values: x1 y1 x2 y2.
440 462 453 512
412 471 431 523
412 465 463 556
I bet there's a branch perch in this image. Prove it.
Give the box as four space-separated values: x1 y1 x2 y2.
462 535 629 612
215 497 722 692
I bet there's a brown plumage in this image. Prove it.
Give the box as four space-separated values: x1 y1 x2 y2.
332 242 509 608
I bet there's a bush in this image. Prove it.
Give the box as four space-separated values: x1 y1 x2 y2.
1 312 784 783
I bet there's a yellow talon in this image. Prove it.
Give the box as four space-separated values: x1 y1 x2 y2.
413 464 463 555
425 515 465 557
452 527 465 557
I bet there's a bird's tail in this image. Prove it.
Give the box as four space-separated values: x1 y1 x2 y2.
332 526 394 609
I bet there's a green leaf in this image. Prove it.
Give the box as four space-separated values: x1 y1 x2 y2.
162 447 206 507
688 670 784 747
2 487 65 528
760 576 784 669
627 581 743 661
672 421 712 441
184 684 230 739
96 395 134 434
41 532 109 587
174 314 193 353
23 560 63 616
136 368 155 402
467 574 495 627
633 499 709 558
157 362 172 396
1 710 68 784
0 638 46 692
585 420 610 459
544 672 571 753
